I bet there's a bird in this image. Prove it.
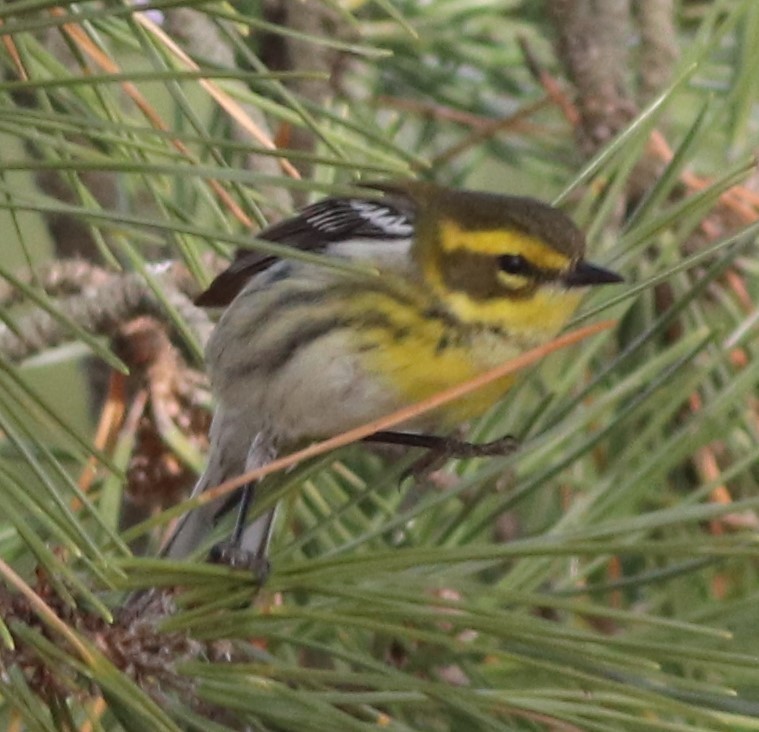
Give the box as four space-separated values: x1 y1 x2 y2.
158 180 623 574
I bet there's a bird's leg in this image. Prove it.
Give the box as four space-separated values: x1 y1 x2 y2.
208 430 517 576
208 481 270 583
363 430 519 482
208 434 276 583
364 430 518 457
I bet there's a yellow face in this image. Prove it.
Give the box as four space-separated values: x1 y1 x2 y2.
349 191 622 427
418 218 587 342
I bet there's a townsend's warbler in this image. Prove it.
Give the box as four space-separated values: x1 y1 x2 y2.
161 180 623 566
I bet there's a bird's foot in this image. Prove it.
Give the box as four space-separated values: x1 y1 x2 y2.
209 542 271 584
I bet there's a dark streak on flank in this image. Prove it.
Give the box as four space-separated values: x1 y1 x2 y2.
264 317 347 374
229 308 417 381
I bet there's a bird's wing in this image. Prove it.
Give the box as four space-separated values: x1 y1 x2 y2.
196 195 416 307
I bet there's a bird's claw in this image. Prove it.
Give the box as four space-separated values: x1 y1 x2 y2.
209 542 271 584
401 434 520 484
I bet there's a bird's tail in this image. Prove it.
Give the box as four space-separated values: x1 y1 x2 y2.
161 407 277 561
125 409 276 610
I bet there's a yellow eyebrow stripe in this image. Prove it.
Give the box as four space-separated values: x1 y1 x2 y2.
439 219 571 271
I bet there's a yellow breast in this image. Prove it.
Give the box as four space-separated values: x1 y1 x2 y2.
367 331 519 424
349 280 583 426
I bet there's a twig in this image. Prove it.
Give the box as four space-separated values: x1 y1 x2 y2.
518 36 580 127
547 0 637 154
636 0 678 101
0 259 111 308
0 265 211 363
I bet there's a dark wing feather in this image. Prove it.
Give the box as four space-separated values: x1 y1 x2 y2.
195 195 416 307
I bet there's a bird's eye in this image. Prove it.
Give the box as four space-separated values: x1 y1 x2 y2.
498 254 531 275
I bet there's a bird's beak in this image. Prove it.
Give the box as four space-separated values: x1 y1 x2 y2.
564 260 624 288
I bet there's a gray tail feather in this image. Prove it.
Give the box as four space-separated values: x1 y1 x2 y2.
160 474 278 562
123 459 226 608
159 469 223 560
238 504 278 559
161 407 277 560
124 408 278 609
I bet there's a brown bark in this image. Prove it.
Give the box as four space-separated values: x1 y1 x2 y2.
547 0 638 155
636 0 679 101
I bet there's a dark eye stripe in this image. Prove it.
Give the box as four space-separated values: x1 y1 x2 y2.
498 254 532 276
498 254 563 283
